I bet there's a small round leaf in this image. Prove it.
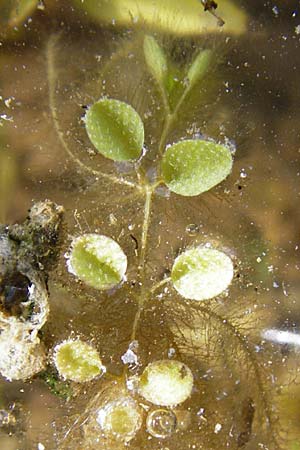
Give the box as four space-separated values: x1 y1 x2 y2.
85 98 144 161
96 397 142 442
161 139 233 196
171 246 234 301
53 339 105 382
66 233 127 290
139 360 193 406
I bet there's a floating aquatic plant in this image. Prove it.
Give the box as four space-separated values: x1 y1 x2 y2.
43 30 282 450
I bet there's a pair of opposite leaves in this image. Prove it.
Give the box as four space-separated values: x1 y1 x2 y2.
85 97 232 197
67 234 234 302
84 36 233 197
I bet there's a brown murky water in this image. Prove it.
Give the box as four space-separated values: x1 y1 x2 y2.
1 1 300 449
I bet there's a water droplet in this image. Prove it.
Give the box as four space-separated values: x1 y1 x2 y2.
146 409 177 439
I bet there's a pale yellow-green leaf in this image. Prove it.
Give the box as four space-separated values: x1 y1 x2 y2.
66 234 127 290
9 0 38 26
161 139 233 197
171 247 234 301
53 339 105 382
187 49 213 89
143 35 168 85
72 0 247 36
139 360 194 406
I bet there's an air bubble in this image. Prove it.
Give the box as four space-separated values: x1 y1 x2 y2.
146 409 177 439
185 223 200 236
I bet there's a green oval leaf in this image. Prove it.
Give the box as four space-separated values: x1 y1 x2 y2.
66 233 127 290
85 98 144 161
161 139 233 196
53 339 105 382
187 49 213 89
171 246 234 301
139 360 193 406
143 35 168 85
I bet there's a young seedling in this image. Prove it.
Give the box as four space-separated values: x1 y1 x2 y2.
46 32 277 449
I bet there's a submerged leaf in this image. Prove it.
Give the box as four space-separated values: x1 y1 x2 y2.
9 0 38 26
96 396 142 442
138 359 193 406
66 233 127 290
72 0 247 36
53 339 105 382
187 49 213 89
171 246 234 301
85 98 144 161
161 139 233 196
143 35 168 86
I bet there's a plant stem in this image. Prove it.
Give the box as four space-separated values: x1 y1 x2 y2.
138 184 153 278
158 113 172 156
46 34 138 190
130 184 153 341
157 76 200 158
149 277 171 294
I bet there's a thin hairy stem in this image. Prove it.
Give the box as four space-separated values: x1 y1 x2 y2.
157 62 211 158
46 34 138 190
149 276 171 294
158 113 173 156
129 184 154 341
157 85 190 158
158 82 171 116
138 184 153 277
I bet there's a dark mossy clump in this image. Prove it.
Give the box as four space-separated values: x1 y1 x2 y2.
39 367 72 400
0 200 64 318
9 200 64 274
